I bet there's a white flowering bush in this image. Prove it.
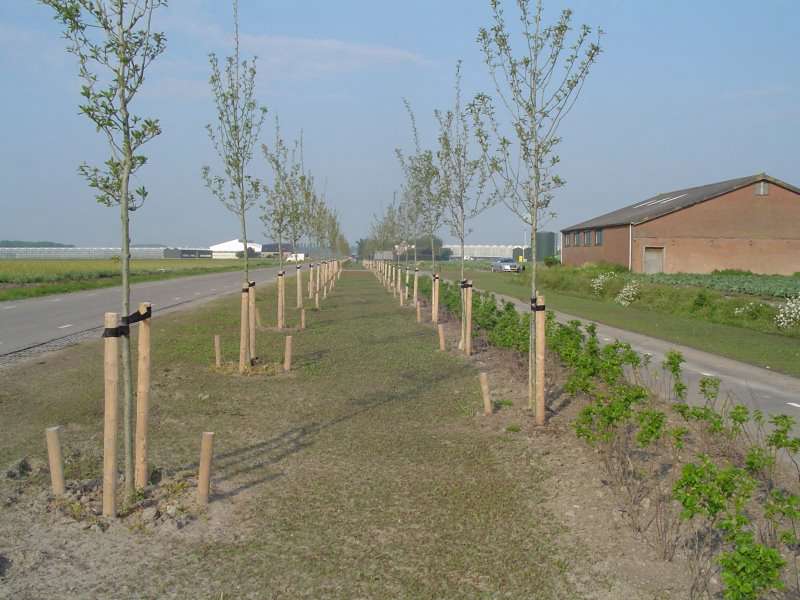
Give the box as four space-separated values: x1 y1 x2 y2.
776 295 800 329
615 280 641 307
590 271 617 295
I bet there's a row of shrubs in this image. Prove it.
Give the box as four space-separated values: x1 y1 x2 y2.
416 273 799 599
548 316 800 599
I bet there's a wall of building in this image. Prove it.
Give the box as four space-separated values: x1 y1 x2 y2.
561 225 630 268
632 182 800 274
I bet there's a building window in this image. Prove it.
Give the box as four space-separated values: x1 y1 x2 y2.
584 231 592 246
564 234 570 247
574 232 580 246
756 181 769 196
595 229 603 246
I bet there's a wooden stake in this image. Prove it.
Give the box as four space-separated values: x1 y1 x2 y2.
214 334 222 367
416 301 421 323
315 290 320 309
437 324 446 351
479 373 492 416
197 432 214 506
413 268 419 306
465 283 473 357
103 312 119 518
277 273 285 329
283 335 293 372
45 426 65 496
134 302 152 490
535 294 546 426
432 276 440 324
248 283 257 357
300 308 306 330
239 288 250 373
296 265 303 309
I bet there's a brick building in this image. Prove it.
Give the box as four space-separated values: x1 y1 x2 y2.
560 174 800 275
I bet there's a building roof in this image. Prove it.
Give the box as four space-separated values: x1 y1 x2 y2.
561 173 799 232
209 239 264 252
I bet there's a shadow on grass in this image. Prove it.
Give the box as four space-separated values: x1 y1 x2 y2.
185 365 472 502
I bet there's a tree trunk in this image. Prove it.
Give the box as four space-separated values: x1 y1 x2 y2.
528 209 538 411
117 32 135 499
119 165 135 502
239 199 250 285
459 235 466 350
430 233 436 273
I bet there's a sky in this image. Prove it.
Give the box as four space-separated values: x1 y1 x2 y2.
0 0 797 249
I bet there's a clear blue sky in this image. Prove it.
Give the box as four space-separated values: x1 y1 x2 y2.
0 0 797 248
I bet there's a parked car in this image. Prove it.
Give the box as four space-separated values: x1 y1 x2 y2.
490 258 523 273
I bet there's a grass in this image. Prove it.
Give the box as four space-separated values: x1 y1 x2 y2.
0 258 282 301
426 262 800 378
0 268 575 598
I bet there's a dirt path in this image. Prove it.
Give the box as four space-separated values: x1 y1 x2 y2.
1 269 690 598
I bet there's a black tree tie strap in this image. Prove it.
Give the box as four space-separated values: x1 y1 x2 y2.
531 297 546 311
242 286 249 293
102 305 151 338
102 325 128 338
249 280 255 288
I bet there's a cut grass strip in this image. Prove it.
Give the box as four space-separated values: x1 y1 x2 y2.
0 269 574 598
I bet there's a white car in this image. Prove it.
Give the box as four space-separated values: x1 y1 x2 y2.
490 258 523 273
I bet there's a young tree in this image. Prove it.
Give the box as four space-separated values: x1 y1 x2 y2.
202 0 267 283
396 101 443 271
436 61 494 344
261 120 295 271
473 0 602 410
41 0 167 501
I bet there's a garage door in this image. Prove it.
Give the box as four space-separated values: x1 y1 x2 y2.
644 247 664 274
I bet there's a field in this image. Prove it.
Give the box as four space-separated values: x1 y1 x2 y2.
0 258 280 301
424 261 800 377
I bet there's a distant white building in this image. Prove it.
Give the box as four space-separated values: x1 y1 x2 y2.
210 239 263 259
444 244 522 259
286 253 305 262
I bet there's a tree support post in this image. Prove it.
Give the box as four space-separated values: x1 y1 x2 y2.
45 426 65 496
239 287 250 373
197 432 214 506
535 294 546 426
134 302 152 489
103 312 120 518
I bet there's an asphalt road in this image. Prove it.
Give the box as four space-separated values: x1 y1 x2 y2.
0 266 285 362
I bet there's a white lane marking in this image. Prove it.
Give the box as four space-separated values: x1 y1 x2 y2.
174 297 181 300
50 298 62 302
787 402 800 409
58 324 74 329
2 305 17 310
603 337 611 342
700 372 716 377
211 288 217 292
194 291 201 295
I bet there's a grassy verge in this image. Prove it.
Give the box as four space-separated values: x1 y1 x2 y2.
0 269 573 598
0 258 282 301
429 263 800 378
